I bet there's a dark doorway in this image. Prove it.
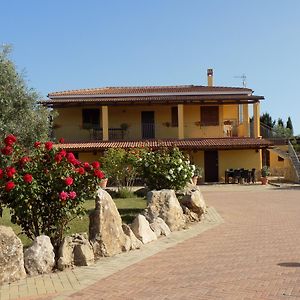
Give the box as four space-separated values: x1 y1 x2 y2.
204 151 219 182
141 111 155 139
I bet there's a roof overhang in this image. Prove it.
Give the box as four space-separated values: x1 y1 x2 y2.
41 94 264 108
54 138 272 152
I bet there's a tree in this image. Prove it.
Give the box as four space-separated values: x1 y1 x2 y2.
0 45 51 147
277 118 284 127
286 116 294 135
272 124 293 138
260 113 275 128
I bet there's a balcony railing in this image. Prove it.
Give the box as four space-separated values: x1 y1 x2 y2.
90 128 126 140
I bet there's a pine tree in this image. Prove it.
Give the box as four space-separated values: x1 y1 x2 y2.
286 116 294 135
0 45 51 147
277 118 284 127
260 113 275 128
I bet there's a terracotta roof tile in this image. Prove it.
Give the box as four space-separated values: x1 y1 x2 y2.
56 138 272 151
48 85 252 97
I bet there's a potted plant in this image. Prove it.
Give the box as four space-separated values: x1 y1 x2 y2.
191 165 203 185
261 166 270 185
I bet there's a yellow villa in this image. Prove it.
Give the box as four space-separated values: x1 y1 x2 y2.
43 69 272 182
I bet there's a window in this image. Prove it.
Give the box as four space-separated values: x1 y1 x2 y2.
200 106 219 126
82 109 100 129
171 107 178 127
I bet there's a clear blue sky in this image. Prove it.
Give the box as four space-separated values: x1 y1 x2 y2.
1 0 299 134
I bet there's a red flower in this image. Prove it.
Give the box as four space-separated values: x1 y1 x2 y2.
34 141 41 148
59 191 69 201
0 169 3 179
83 162 91 170
1 146 13 156
67 152 75 161
64 177 74 186
23 174 33 183
5 181 15 192
6 166 16 178
59 138 65 143
92 161 100 169
67 152 79 165
20 156 30 165
76 167 85 175
94 169 105 179
4 134 17 146
55 153 63 163
68 191 77 199
59 149 67 157
45 141 53 151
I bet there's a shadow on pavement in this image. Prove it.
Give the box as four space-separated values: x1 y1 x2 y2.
277 262 300 267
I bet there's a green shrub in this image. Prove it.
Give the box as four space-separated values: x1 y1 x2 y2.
140 147 193 190
117 187 136 198
100 148 144 191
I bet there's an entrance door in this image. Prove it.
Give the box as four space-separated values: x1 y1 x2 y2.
141 111 155 139
204 151 219 182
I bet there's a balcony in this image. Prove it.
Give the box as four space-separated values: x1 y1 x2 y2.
89 128 126 140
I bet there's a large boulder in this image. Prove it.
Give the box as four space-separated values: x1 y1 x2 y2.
57 233 94 271
89 189 128 257
131 214 157 244
145 190 186 231
24 235 55 276
150 217 171 237
122 224 142 250
0 226 26 284
180 184 206 218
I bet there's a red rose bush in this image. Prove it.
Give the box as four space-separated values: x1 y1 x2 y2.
0 134 103 248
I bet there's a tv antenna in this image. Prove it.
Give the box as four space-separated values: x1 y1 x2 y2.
234 73 247 87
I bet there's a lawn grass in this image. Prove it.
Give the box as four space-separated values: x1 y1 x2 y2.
0 196 147 247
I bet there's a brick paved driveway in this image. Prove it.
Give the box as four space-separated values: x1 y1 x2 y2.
50 186 299 300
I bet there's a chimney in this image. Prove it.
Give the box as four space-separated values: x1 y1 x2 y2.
207 68 213 86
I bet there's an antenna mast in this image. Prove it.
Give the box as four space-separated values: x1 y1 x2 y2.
234 73 247 87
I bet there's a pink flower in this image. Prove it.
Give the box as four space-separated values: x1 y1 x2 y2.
4 134 17 146
34 141 41 148
59 191 69 201
64 177 74 186
92 161 100 169
1 146 13 156
23 174 33 183
45 141 53 151
6 166 16 178
68 191 77 199
0 169 3 179
5 181 15 192
59 138 65 143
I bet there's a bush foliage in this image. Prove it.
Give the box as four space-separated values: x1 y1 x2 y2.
0 135 103 248
140 147 193 190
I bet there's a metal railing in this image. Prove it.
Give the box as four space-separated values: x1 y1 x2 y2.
90 128 126 140
288 140 300 182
